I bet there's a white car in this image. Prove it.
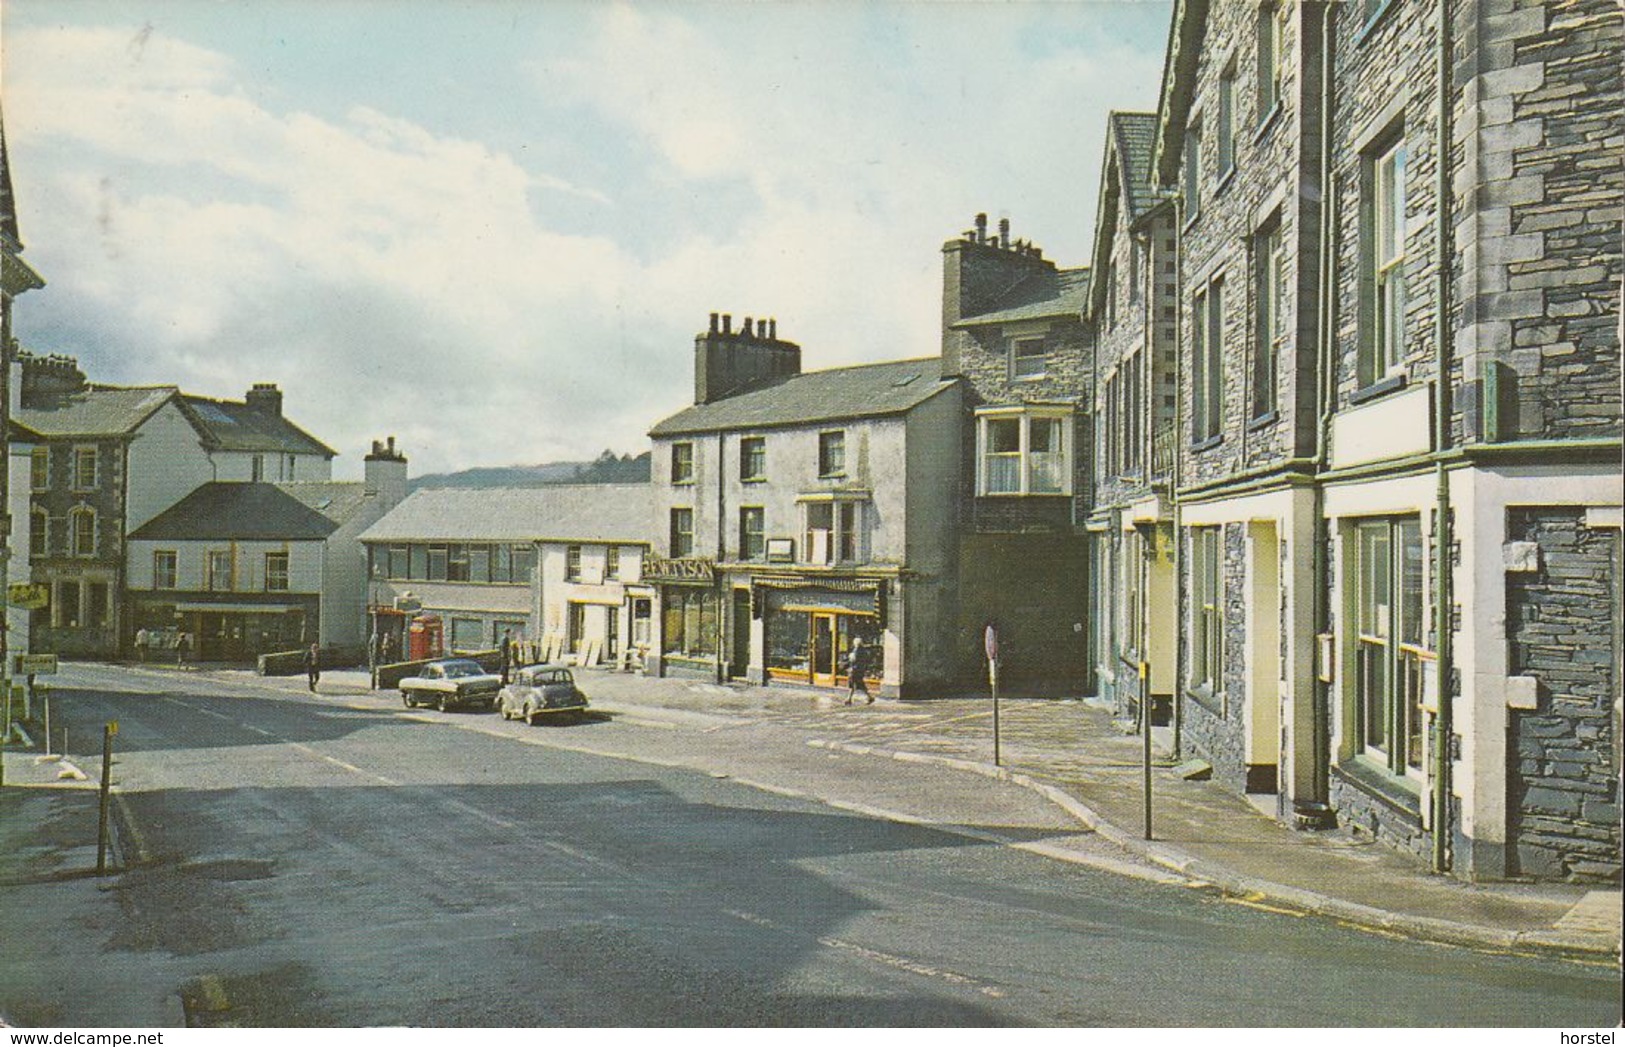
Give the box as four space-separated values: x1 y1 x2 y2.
398 658 503 712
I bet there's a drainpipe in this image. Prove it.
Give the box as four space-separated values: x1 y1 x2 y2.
1430 0 1456 875
1302 0 1338 829
716 431 726 684
1171 199 1186 759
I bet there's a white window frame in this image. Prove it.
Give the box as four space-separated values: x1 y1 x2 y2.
798 495 865 566
975 407 1074 497
154 550 178 590
1371 138 1408 380
264 551 290 592
69 506 98 558
72 445 98 491
207 549 234 592
1010 337 1048 380
671 442 695 484
30 447 48 492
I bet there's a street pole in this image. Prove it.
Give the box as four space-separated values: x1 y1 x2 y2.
96 722 115 875
1141 658 1152 840
985 624 1000 767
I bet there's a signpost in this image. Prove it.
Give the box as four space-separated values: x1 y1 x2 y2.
985 624 1000 767
97 721 118 875
1141 659 1153 840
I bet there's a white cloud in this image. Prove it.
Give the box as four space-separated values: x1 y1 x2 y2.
3 5 1168 478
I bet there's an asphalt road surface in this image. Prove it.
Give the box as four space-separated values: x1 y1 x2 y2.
2 664 1620 1027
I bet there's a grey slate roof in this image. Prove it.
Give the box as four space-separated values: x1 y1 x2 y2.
1111 112 1160 221
649 357 955 437
129 482 343 542
278 482 373 527
179 394 338 458
358 483 654 545
14 386 177 438
952 268 1090 328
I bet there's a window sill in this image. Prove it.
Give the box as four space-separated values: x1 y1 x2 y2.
817 473 847 481
1355 0 1400 46
1333 757 1423 817
1185 683 1224 716
1189 433 1225 453
740 476 766 484
670 479 696 487
1010 373 1048 383
1348 372 1408 406
1246 410 1280 432
1253 101 1282 142
1214 165 1238 197
975 491 1073 499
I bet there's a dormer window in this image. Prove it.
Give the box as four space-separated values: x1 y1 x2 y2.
1011 337 1048 380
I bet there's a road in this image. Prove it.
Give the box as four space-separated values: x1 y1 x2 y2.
2 664 1620 1027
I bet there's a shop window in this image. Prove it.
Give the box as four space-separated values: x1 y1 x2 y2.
739 507 765 561
566 545 582 581
662 589 717 659
1362 132 1408 387
73 446 98 491
1353 517 1429 777
740 437 766 481
87 582 109 628
265 552 290 592
976 409 1072 496
154 550 178 590
1190 527 1223 696
451 617 484 650
56 581 81 628
1011 337 1047 380
70 507 98 557
30 447 48 491
670 508 695 558
818 431 846 477
207 550 234 592
671 442 695 484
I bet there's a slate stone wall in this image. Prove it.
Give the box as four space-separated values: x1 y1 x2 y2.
1506 507 1621 883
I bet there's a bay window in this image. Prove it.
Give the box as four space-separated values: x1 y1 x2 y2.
976 408 1073 496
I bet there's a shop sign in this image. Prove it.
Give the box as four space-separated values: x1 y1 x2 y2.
642 557 716 585
14 653 58 675
7 583 49 610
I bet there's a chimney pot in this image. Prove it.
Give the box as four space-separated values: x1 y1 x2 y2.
743 317 754 338
722 314 732 334
768 318 777 340
998 218 1010 247
975 213 988 244
709 312 719 333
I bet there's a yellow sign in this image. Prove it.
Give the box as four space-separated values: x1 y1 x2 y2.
109 721 119 736
7 583 49 610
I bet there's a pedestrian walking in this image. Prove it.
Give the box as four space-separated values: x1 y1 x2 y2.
176 632 190 668
305 643 321 692
135 627 149 664
844 637 873 705
501 629 515 685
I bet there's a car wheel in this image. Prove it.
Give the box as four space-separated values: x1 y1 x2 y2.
436 694 448 712
402 690 415 708
523 702 536 725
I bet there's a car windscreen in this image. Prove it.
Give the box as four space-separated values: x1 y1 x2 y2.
441 661 486 679
538 671 573 685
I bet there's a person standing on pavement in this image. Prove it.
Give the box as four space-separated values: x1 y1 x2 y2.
135 627 149 664
501 629 515 684
305 643 321 692
844 637 873 705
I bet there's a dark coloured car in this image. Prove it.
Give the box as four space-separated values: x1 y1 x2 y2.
398 658 503 712
496 665 590 724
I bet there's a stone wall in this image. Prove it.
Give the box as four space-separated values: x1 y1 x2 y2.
1178 522 1251 792
1506 507 1621 883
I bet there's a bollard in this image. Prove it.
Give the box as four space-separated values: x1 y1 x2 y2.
96 723 115 875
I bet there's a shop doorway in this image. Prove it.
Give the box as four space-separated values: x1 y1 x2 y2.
811 613 838 687
730 589 751 679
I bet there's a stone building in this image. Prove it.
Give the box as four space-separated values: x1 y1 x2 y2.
646 315 963 696
942 215 1094 692
1148 0 1622 882
1084 112 1181 724
14 355 335 658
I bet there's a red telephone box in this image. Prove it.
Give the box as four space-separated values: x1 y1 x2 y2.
408 615 443 661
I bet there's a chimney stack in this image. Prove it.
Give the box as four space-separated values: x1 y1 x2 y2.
245 382 283 416
364 436 409 507
693 311 801 404
975 213 988 243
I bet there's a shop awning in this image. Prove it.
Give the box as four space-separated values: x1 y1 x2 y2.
172 602 307 614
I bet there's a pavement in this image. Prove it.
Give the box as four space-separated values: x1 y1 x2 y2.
5 660 1621 967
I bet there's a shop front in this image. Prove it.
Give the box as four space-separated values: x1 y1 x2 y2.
755 579 885 690
645 557 720 679
130 596 317 663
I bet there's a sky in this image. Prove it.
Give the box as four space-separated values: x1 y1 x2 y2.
2 0 1172 480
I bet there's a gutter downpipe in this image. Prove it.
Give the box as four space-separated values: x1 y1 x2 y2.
1172 195 1186 760
716 431 727 685
1303 0 1337 829
1431 0 1456 876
